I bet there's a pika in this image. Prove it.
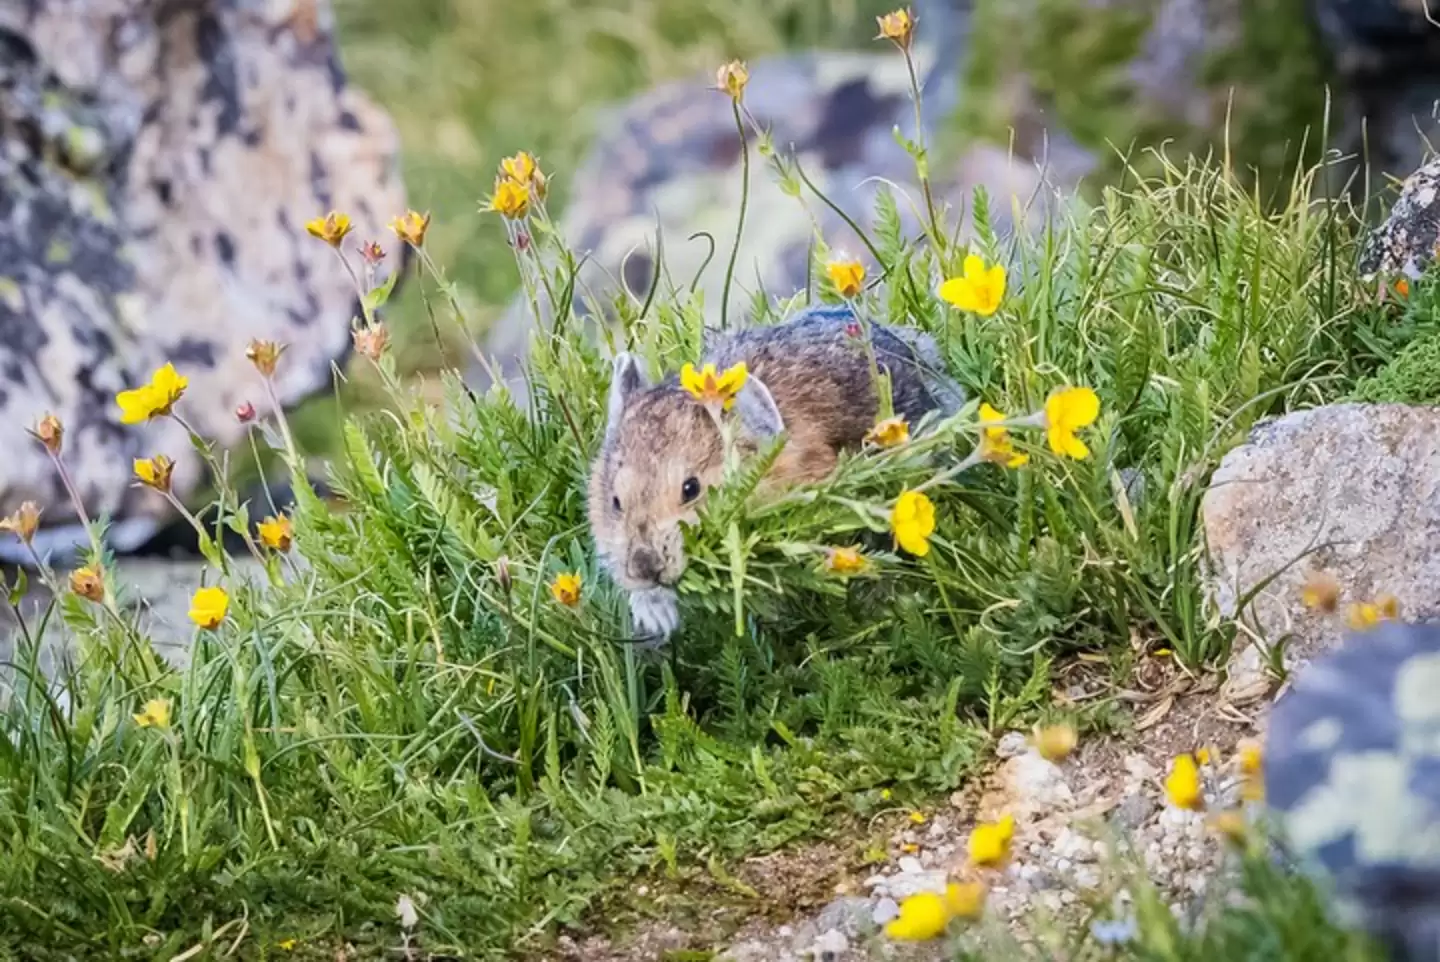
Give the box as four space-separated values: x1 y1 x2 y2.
587 305 966 641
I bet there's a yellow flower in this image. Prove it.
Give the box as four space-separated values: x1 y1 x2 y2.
189 586 229 630
1396 278 1411 298
115 363 188 424
500 151 538 186
1347 602 1383 631
880 788 893 801
1165 753 1204 811
826 259 866 298
825 546 867 576
1195 745 1215 767
550 572 582 608
486 177 531 219
680 361 749 411
70 565 104 603
890 489 936 557
245 339 287 378
1300 570 1341 613
938 254 1006 316
352 323 390 361
715 60 749 102
133 455 175 493
304 210 352 247
1237 739 1262 777
1032 723 1077 762
908 811 927 825
977 403 1029 467
31 413 63 455
133 698 171 729
900 842 919 854
1208 809 1248 846
865 416 910 448
1377 593 1401 620
0 501 41 544
944 881 986 920
388 209 431 247
257 515 294 553
875 8 916 49
277 939 298 951
884 890 951 941
968 814 1014 868
1042 386 1101 459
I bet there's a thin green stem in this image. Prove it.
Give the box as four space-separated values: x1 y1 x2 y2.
720 99 749 331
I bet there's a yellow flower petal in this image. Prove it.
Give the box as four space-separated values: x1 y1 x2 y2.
550 572 583 607
890 489 936 557
944 881 986 920
189 586 229 630
133 697 171 729
257 515 293 553
967 814 1014 867
1042 387 1100 459
826 259 866 298
1165 753 1204 811
884 891 951 941
865 416 910 448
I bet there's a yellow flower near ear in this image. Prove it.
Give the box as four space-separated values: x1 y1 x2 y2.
967 814 1014 867
189 586 229 630
865 416 910 448
977 403 1028 467
884 890 951 941
826 259 866 298
304 210 352 247
115 363 188 424
486 177 530 219
875 8 916 49
1165 753 1204 811
938 254 1006 316
550 572 582 607
680 361 749 411
1042 386 1101 459
500 151 538 186
133 697 171 729
890 489 935 557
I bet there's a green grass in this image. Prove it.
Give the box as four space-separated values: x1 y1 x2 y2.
0 20 1424 959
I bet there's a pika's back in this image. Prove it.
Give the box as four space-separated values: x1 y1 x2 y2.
702 305 964 445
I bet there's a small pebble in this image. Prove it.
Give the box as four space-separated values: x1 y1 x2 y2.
872 898 900 926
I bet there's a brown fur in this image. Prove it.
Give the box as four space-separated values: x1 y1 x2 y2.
588 308 963 607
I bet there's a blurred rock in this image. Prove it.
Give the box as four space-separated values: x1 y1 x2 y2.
1358 155 1440 280
0 0 406 562
1202 403 1440 667
474 0 1097 390
1310 0 1440 183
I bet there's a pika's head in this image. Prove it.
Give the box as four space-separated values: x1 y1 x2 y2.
588 353 783 592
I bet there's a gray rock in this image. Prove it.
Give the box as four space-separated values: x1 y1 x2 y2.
1112 792 1158 834
813 897 878 939
1201 403 1440 666
1310 0 1440 184
1358 155 1440 280
473 0 1095 392
0 1 406 559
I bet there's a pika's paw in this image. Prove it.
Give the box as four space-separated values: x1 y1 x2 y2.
630 587 680 643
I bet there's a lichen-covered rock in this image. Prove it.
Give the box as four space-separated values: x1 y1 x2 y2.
1358 157 1440 280
1264 619 1440 950
475 0 1097 388
1201 403 1440 668
0 0 406 561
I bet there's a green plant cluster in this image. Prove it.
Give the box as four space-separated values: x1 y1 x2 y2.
0 40 1418 962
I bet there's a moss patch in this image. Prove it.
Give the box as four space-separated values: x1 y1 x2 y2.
1350 332 1440 406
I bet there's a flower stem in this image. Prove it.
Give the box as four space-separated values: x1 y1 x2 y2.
903 47 943 254
720 100 750 331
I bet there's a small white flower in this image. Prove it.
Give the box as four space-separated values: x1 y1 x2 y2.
1090 916 1137 945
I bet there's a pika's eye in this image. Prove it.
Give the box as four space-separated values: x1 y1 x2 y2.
612 495 622 513
681 477 701 503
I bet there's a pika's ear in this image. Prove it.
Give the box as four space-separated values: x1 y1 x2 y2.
733 375 785 439
605 352 649 442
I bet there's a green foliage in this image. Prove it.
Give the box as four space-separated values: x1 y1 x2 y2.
0 74 1413 960
1348 273 1440 405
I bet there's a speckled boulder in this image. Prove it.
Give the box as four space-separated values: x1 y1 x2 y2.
1201 403 1440 669
1265 619 1440 954
0 0 406 560
475 0 1097 389
1359 156 1440 280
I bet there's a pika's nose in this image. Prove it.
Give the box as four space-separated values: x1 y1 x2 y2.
628 547 664 585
